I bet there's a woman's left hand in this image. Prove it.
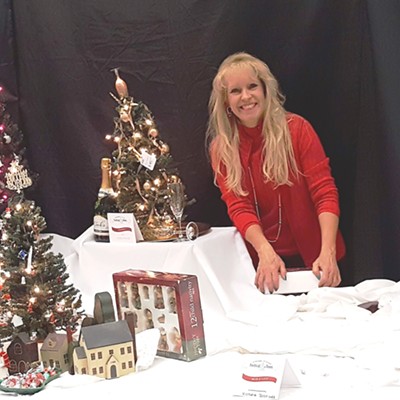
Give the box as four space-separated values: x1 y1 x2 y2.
312 249 341 287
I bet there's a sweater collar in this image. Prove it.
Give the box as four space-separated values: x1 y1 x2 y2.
238 120 263 144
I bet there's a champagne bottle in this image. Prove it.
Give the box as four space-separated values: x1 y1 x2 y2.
93 158 118 242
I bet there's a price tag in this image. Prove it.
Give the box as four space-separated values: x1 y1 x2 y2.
140 151 157 171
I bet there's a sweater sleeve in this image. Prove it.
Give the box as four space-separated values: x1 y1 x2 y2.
293 116 340 216
210 145 260 237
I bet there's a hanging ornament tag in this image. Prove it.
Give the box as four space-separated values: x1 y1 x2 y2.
5 159 33 193
11 315 23 327
140 151 157 171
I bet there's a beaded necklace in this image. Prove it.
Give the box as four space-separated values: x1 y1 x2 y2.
248 167 282 243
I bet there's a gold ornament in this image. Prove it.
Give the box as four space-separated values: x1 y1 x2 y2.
133 131 142 140
148 128 158 138
136 202 148 212
112 68 129 98
169 175 180 183
164 214 174 225
143 181 151 191
153 177 162 187
160 143 170 154
120 110 131 122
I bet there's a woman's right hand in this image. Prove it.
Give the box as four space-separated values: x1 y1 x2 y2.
245 225 287 294
254 244 287 294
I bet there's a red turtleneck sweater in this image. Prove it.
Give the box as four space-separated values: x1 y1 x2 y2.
212 113 346 267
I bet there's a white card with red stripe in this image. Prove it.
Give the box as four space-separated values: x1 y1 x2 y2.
108 213 143 243
232 354 301 399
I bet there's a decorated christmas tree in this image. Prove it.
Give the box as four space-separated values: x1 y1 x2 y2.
0 89 30 214
0 87 83 340
0 198 83 340
104 69 194 241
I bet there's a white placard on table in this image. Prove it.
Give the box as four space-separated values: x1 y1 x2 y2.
232 354 301 399
274 269 320 294
107 213 143 243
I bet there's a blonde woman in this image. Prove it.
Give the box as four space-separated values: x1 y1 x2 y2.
206 52 345 294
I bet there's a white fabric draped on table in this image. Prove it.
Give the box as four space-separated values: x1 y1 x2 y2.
37 227 400 400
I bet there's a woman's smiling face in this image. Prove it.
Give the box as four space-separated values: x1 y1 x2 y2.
224 66 266 127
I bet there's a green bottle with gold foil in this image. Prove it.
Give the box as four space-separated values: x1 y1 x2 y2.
93 158 118 242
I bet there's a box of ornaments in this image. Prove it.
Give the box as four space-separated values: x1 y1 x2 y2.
113 269 206 362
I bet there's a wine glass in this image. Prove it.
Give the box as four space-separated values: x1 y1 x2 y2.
168 182 185 241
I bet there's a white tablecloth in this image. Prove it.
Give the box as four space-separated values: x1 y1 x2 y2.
28 227 400 399
69 226 256 315
67 226 262 354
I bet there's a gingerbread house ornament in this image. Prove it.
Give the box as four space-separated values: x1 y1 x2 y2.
6 333 39 374
40 332 69 373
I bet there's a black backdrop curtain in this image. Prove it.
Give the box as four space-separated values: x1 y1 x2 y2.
1 0 399 286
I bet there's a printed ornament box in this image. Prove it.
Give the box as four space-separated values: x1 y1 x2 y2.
113 269 206 361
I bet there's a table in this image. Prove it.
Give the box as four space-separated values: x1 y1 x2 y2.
68 226 267 355
71 226 258 304
25 228 400 399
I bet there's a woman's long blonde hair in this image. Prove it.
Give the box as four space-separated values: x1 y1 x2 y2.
206 52 299 196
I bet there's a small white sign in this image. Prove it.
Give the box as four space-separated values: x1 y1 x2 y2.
274 269 320 295
107 213 143 243
140 151 157 171
11 314 24 327
232 354 301 399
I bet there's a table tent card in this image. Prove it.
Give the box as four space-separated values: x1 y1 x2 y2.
232 354 301 399
108 213 143 243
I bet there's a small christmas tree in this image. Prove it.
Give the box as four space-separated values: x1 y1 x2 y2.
105 69 193 241
0 88 83 340
0 197 83 339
